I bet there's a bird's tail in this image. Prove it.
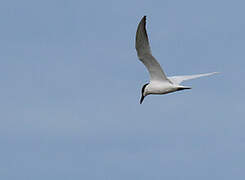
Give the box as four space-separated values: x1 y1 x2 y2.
176 86 192 91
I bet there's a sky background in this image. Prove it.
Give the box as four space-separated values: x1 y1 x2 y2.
0 0 245 179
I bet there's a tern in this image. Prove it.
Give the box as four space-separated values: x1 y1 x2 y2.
136 16 218 104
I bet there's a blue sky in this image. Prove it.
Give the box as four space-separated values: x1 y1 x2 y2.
0 0 245 179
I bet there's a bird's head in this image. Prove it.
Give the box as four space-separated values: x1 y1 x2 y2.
140 83 149 104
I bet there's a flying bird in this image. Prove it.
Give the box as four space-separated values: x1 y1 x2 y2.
135 16 218 104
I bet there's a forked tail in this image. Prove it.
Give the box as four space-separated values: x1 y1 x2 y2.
176 86 192 91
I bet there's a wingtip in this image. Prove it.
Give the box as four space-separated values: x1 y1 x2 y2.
141 16 146 22
203 72 220 76
210 72 220 75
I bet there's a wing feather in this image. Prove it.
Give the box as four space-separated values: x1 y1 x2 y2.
168 72 219 85
135 16 168 82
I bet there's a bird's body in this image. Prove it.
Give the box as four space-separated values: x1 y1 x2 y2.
135 16 218 104
145 82 189 95
146 81 175 95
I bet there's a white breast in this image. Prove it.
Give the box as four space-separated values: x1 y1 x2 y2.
146 82 177 95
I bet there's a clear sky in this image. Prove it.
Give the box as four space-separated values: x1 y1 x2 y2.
0 0 245 179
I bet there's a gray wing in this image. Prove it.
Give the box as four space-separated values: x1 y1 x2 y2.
168 72 219 85
135 16 168 82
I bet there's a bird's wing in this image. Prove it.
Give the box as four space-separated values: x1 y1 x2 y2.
168 72 219 85
135 16 169 82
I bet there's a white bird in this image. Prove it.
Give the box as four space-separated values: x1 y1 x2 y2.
136 16 218 104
